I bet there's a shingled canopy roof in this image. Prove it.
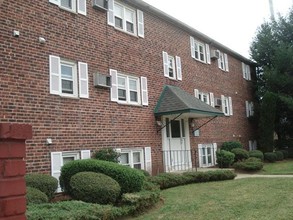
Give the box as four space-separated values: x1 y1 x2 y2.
154 85 224 118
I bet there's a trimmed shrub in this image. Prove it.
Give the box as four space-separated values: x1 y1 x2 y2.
233 157 264 171
25 174 58 200
280 150 289 159
231 148 249 162
93 148 120 163
249 150 264 160
221 141 243 152
70 172 120 204
26 187 48 204
60 159 145 194
216 150 235 168
205 170 237 181
264 152 277 162
275 151 284 161
147 173 191 189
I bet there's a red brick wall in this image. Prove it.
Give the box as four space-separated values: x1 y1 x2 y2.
0 123 32 220
0 0 256 174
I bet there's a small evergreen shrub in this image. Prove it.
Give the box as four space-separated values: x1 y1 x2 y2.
231 148 249 162
70 172 121 204
221 141 243 152
60 159 145 194
233 157 264 171
147 173 191 189
137 169 151 177
264 152 277 162
275 151 284 161
26 187 48 204
216 150 235 168
93 148 120 163
249 150 264 160
25 174 58 200
280 150 289 159
205 170 237 181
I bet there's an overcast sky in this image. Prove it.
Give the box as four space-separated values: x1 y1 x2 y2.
143 0 292 59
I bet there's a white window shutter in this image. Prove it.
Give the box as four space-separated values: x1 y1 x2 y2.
49 55 61 95
249 140 253 151
194 89 199 98
228 96 233 115
218 55 222 68
221 95 225 113
110 69 118 102
162 51 169 77
49 0 60 6
250 102 254 116
247 66 251 80
81 150 91 159
144 147 152 174
175 56 182 81
206 44 211 64
77 0 87 15
137 10 144 38
198 144 203 167
51 152 63 192
245 101 249 117
253 140 257 150
107 0 114 26
224 53 229 72
242 62 246 79
213 143 218 164
78 62 89 98
210 93 214 107
190 36 195 59
141 77 148 106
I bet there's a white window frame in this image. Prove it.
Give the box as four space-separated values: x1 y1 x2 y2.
221 95 233 116
114 2 137 35
117 73 140 105
168 55 176 79
190 36 210 64
198 92 210 105
60 0 76 12
242 62 251 80
49 0 87 15
218 51 229 72
246 101 254 117
118 148 144 170
162 51 182 81
249 140 257 151
60 60 78 98
198 143 217 167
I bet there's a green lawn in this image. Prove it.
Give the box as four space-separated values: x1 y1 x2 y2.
260 159 293 175
129 178 293 220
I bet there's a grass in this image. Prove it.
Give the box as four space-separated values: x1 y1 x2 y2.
129 178 293 220
260 159 293 175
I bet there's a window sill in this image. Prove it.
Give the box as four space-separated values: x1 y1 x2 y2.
116 101 142 107
112 26 139 38
193 58 207 64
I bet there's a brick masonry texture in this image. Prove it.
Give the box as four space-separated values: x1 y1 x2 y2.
0 0 257 174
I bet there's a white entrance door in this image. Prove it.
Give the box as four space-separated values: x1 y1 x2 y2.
163 117 191 171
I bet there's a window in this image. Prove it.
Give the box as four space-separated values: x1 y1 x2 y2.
194 89 215 107
110 69 148 106
49 55 89 98
198 92 210 105
119 149 144 169
162 51 182 80
190 36 210 64
242 62 251 80
249 140 257 151
198 143 217 167
107 0 144 37
49 0 87 15
245 101 254 117
51 150 90 192
218 51 229 71
221 95 233 116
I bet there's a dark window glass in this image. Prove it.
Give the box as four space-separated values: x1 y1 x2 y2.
171 120 181 138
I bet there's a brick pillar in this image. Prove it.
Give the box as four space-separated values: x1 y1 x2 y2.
0 123 32 220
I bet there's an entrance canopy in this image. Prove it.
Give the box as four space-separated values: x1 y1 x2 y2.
154 85 224 118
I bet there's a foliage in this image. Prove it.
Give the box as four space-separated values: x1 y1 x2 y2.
280 150 289 159
233 157 264 171
264 152 277 163
25 173 58 200
216 150 235 168
231 148 249 162
93 148 120 163
221 141 243 152
70 172 121 204
26 187 48 205
60 159 145 194
248 150 264 160
148 170 236 190
274 151 284 161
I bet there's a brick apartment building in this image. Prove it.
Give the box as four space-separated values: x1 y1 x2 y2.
1 0 257 179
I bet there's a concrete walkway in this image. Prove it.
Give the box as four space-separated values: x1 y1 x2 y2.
235 173 293 179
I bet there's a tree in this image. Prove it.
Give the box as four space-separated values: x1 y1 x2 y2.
250 8 293 149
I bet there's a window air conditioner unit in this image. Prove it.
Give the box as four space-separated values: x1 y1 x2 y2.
215 98 222 107
94 73 111 88
211 50 220 59
93 0 108 11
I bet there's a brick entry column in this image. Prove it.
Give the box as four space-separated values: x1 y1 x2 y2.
0 123 32 220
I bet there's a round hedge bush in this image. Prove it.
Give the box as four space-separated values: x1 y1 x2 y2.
221 141 242 152
70 172 121 204
264 152 277 162
25 174 58 200
280 150 289 159
216 150 235 168
249 150 264 160
60 159 145 194
233 157 264 171
275 151 284 161
26 187 48 204
231 148 249 162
